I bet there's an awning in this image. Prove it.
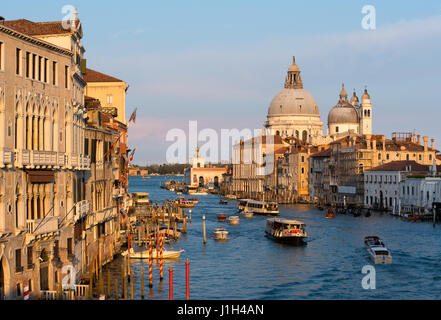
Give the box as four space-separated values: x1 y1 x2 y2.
26 170 55 183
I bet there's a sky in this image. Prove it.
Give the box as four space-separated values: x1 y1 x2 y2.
3 1 441 164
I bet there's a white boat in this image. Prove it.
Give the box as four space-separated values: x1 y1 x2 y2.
188 191 209 196
228 216 240 225
225 194 237 200
238 199 279 215
121 248 184 259
364 236 385 248
265 218 307 245
213 227 229 240
368 246 392 264
241 209 253 219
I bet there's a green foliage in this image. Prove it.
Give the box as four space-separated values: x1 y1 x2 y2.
140 163 191 175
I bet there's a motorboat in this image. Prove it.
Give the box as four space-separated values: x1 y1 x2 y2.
217 213 227 222
121 248 184 259
364 236 392 264
241 209 253 219
224 195 237 200
238 199 279 215
133 192 150 205
219 200 228 205
368 246 392 264
213 227 229 240
265 218 307 245
228 216 240 225
364 236 385 248
325 208 335 219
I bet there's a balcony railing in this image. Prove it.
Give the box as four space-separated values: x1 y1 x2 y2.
74 200 91 222
26 216 59 235
0 148 14 166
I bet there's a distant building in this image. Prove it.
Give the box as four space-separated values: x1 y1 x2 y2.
128 167 149 176
184 148 227 188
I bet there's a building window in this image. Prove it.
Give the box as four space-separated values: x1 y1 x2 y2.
16 284 21 297
52 61 58 85
44 58 48 82
16 48 22 75
106 95 113 105
32 54 36 79
386 154 390 160
429 155 432 161
419 154 422 161
0 41 3 70
27 246 33 269
64 65 69 88
15 249 23 273
301 156 305 163
67 238 73 256
38 56 42 81
335 126 339 133
26 52 31 77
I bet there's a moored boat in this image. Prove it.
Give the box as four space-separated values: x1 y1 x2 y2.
265 218 307 245
219 200 228 205
188 198 199 204
213 227 229 240
121 248 184 259
364 236 385 248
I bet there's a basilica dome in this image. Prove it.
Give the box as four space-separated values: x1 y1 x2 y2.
268 88 320 116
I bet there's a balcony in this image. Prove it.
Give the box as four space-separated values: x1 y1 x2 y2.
15 150 67 169
74 200 91 222
0 148 14 167
26 216 59 235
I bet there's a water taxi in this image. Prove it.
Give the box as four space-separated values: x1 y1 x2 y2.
241 209 254 219
228 216 240 225
213 227 229 240
175 198 195 208
238 199 279 215
133 192 150 205
364 236 392 264
265 218 307 245
368 247 392 264
217 213 227 222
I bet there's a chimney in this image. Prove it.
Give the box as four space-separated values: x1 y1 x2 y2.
423 136 429 152
366 134 371 150
382 136 386 151
372 137 377 151
417 134 421 145
431 138 435 150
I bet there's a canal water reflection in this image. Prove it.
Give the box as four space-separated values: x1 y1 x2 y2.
103 176 441 300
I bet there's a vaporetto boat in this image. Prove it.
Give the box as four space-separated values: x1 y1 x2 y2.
265 218 307 245
238 199 279 215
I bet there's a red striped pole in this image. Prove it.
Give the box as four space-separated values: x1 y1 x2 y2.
160 233 163 281
149 236 153 288
186 259 190 300
24 285 29 300
169 267 173 300
156 225 159 258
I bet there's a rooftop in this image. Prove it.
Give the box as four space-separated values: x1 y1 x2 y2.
83 68 124 83
2 19 80 36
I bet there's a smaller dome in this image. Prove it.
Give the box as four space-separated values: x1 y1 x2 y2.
350 91 359 104
288 56 300 72
339 84 348 101
328 101 359 125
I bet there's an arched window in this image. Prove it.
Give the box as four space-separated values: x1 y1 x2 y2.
335 126 339 133
302 130 307 143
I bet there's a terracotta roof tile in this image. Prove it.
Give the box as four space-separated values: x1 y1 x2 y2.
2 19 76 36
368 161 429 172
83 68 124 83
310 149 332 158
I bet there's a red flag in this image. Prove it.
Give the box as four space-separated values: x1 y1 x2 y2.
129 108 137 124
105 134 122 158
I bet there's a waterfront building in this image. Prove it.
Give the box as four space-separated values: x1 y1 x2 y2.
327 133 439 206
184 148 227 188
308 148 332 204
364 161 431 212
83 68 129 125
231 135 289 199
0 16 90 299
400 177 441 214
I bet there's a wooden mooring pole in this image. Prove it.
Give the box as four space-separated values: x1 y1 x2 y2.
186 259 190 300
149 236 153 288
202 215 206 244
169 267 173 300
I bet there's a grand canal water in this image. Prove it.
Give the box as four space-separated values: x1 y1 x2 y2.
104 176 441 300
